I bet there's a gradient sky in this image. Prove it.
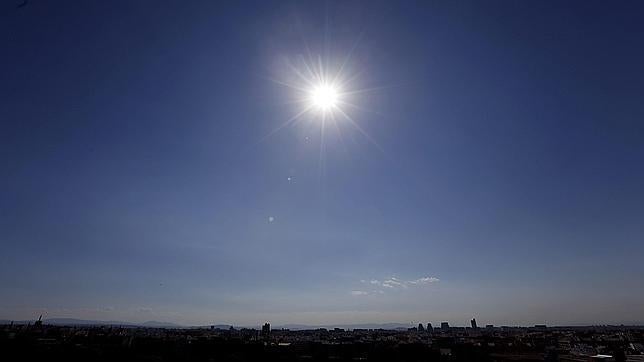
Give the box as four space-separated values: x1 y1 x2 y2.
2 0 644 327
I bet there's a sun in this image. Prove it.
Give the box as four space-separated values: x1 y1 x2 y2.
265 51 383 152
310 84 339 111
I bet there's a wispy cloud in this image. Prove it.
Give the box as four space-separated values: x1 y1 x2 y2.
408 277 440 285
350 289 385 297
359 276 440 293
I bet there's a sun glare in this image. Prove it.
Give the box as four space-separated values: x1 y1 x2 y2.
310 84 339 111
265 49 382 152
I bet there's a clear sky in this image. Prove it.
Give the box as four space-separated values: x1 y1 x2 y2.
1 0 644 327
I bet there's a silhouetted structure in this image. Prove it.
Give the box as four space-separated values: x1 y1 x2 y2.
427 323 433 333
261 322 270 341
2 322 642 361
440 321 450 330
470 318 477 329
417 323 425 332
33 315 42 328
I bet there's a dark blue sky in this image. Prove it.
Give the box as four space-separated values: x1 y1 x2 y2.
1 0 644 326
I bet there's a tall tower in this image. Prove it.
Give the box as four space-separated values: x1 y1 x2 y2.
261 322 271 341
470 318 478 329
34 315 43 328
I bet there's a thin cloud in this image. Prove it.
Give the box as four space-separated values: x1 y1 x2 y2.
359 276 439 292
351 290 369 296
408 277 440 285
382 277 406 289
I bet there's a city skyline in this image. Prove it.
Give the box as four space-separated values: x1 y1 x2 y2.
2 316 632 330
2 0 644 327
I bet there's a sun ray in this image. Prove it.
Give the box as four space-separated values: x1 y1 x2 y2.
317 109 326 182
332 31 365 87
339 82 415 96
265 76 311 93
336 99 386 117
329 107 349 155
286 60 318 88
333 105 385 154
260 105 314 142
335 66 366 90
267 38 388 158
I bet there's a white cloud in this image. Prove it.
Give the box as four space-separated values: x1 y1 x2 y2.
382 277 406 289
408 277 440 285
356 276 440 294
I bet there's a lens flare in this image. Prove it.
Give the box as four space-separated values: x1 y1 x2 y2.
264 40 384 155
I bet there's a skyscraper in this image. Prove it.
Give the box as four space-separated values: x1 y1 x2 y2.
440 322 450 330
471 318 478 329
261 322 271 341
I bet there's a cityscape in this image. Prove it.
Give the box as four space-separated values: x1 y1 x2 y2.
3 318 644 361
3 0 644 361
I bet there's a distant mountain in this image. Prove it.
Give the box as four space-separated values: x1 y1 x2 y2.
189 324 235 330
46 318 133 326
140 321 181 328
271 323 413 331
199 323 413 331
3 319 643 329
22 318 184 328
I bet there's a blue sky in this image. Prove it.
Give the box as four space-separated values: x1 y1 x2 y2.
1 0 644 326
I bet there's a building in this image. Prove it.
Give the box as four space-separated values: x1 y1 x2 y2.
427 323 433 333
418 323 425 332
441 322 450 330
471 318 478 329
261 322 271 340
34 315 43 328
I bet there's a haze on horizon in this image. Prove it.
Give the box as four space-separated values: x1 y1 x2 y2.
1 0 644 327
